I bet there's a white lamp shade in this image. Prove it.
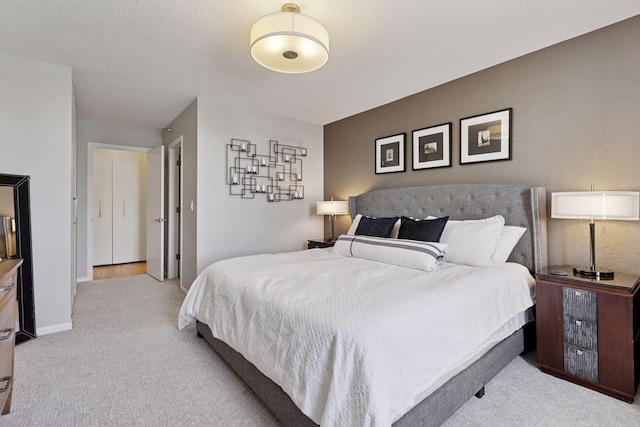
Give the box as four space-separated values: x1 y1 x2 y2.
316 200 348 216
551 191 640 220
250 10 329 73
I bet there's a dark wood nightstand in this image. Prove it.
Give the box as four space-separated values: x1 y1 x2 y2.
536 266 640 402
307 239 335 249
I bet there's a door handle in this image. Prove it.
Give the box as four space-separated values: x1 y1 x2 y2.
154 218 166 223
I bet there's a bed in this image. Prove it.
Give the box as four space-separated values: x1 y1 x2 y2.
179 183 548 426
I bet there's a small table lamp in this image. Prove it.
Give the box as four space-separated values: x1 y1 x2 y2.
316 198 349 242
551 190 639 280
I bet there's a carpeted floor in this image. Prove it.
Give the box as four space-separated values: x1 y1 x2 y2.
3 274 640 426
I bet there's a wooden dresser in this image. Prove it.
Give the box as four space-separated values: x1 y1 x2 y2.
0 259 22 415
536 266 640 402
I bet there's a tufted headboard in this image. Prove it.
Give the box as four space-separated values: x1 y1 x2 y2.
348 183 548 273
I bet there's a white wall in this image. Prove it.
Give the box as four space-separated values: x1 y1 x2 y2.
195 98 324 279
76 119 162 281
0 51 74 335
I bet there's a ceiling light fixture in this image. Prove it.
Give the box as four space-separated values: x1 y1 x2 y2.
250 3 329 74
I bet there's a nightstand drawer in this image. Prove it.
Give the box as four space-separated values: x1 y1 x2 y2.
563 316 597 351
564 344 598 383
563 287 597 322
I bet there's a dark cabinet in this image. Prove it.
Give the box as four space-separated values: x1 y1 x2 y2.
536 267 640 402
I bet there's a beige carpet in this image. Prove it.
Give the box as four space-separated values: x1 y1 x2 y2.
3 274 640 426
4 275 276 426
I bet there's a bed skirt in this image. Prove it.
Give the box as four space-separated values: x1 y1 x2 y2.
196 320 531 426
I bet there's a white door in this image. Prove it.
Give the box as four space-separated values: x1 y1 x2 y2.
112 151 147 264
146 146 165 281
92 149 113 266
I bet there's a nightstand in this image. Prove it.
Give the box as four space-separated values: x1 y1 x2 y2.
307 239 335 249
536 266 640 402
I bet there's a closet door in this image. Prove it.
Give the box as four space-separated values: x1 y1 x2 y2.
112 151 147 264
92 149 113 266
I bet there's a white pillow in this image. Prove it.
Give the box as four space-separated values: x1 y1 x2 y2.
332 234 446 272
347 214 362 235
491 226 526 264
347 214 402 238
439 215 505 267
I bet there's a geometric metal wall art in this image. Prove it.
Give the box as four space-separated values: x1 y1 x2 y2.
226 139 307 202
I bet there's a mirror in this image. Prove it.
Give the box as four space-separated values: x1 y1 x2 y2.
0 173 36 344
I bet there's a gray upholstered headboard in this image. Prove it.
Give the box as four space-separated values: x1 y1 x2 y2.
348 183 548 273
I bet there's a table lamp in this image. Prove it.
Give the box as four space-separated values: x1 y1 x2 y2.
316 198 349 242
551 190 639 280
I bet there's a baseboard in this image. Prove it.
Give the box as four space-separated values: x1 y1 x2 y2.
37 321 73 336
77 276 91 283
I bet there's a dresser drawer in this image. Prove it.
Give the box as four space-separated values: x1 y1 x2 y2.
0 290 14 330
0 259 21 416
0 287 15 414
563 316 598 351
564 343 598 383
0 267 16 287
563 287 597 321
0 328 13 378
0 287 15 376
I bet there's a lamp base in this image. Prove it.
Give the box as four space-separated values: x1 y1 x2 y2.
573 266 614 280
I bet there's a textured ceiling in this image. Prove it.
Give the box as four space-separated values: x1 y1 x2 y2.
0 1 638 129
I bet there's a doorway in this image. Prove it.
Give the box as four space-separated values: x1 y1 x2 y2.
87 144 150 280
167 136 183 289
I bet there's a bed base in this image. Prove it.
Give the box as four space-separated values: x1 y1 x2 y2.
196 320 527 427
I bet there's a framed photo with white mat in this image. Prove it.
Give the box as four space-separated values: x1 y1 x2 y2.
412 122 452 170
460 108 512 164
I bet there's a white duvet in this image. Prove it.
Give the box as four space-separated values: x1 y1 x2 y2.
179 249 534 426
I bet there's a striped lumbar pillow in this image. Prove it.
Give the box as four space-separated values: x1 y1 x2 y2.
332 234 446 272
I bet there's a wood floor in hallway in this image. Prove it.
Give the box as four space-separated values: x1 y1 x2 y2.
93 262 146 280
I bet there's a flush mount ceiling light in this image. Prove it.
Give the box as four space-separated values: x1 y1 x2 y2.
250 3 329 74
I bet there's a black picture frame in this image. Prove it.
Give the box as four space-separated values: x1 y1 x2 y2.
375 133 405 174
412 123 452 170
460 108 512 164
0 173 36 344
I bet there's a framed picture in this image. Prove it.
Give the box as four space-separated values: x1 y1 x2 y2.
460 108 512 164
375 133 405 174
412 122 452 170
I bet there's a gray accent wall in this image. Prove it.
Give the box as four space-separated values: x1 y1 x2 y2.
324 16 640 275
